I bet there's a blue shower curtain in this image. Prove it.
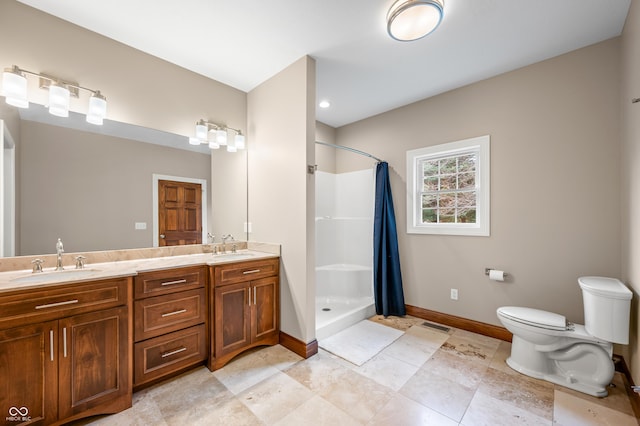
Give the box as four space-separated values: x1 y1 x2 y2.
373 161 406 317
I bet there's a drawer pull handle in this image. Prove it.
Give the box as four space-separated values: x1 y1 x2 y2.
63 327 67 358
35 299 79 310
242 269 261 275
161 347 187 358
161 309 187 318
161 279 188 286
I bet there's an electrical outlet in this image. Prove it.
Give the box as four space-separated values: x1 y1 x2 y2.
450 288 459 300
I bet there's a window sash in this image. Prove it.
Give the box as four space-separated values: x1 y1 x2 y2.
406 135 490 236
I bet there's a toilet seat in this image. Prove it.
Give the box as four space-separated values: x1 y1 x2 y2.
497 306 568 331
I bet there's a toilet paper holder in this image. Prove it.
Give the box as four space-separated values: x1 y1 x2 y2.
485 268 509 278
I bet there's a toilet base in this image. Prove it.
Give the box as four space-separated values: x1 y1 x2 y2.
507 335 614 397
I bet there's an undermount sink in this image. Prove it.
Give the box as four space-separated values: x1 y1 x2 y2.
11 269 100 284
214 252 255 261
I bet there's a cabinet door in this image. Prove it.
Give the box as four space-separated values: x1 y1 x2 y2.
57 306 129 419
214 282 250 357
0 321 58 426
251 276 279 342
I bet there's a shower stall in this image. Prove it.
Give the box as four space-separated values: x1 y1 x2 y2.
315 168 376 340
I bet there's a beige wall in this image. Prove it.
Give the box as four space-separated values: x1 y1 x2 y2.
621 0 640 386
19 120 211 255
336 39 622 331
248 56 316 343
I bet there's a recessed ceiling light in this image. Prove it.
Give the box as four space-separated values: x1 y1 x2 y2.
319 100 331 108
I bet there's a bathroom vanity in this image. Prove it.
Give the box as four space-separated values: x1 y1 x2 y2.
0 245 279 426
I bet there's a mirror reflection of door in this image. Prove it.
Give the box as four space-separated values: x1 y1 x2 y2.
158 180 202 246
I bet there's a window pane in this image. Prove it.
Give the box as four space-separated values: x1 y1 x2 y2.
440 175 457 190
457 191 476 207
423 176 438 191
421 194 437 208
439 193 456 208
458 154 476 173
458 208 476 223
440 214 456 223
422 160 439 176
422 208 437 223
440 207 455 217
458 172 475 189
440 158 457 174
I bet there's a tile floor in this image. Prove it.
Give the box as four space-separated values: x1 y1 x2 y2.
75 316 639 425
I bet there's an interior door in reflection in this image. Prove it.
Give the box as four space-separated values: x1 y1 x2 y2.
158 180 202 246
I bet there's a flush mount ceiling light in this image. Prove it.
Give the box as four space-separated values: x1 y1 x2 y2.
192 119 246 152
387 0 444 42
1 65 107 125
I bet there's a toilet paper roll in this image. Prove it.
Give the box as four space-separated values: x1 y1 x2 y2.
489 269 506 282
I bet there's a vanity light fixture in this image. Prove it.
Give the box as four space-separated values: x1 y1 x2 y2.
192 119 246 152
386 0 444 42
1 65 107 125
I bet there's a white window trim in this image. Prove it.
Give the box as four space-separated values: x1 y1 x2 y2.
406 135 490 236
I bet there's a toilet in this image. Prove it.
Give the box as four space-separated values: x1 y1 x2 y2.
497 276 632 397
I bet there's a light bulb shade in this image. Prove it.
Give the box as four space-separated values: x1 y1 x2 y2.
195 122 208 140
235 132 245 149
387 0 444 42
216 128 228 145
48 83 70 117
226 136 237 152
189 137 201 145
2 67 28 108
86 92 107 125
208 130 220 149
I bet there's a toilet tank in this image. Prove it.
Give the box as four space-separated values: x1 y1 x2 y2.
578 276 632 344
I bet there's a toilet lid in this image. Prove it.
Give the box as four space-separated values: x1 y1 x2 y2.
498 306 568 331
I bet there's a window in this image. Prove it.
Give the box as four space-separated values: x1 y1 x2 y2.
406 135 490 236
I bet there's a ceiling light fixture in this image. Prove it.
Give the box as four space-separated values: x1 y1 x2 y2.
386 0 444 42
192 119 245 152
1 64 107 125
319 100 331 109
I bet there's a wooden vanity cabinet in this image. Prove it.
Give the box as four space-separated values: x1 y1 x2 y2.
0 278 131 426
133 266 207 389
209 258 279 370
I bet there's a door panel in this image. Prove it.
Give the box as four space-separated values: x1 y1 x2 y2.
58 307 129 419
214 283 250 356
252 277 278 341
158 180 202 246
0 321 58 426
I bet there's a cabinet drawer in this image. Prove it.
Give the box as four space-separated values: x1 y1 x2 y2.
134 288 206 341
0 278 130 330
214 258 279 286
134 266 205 299
134 324 207 386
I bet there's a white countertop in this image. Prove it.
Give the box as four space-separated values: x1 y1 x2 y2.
0 249 279 294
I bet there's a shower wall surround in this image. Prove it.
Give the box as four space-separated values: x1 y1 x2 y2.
315 169 375 339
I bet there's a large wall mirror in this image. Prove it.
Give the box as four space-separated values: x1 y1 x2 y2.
1 104 248 256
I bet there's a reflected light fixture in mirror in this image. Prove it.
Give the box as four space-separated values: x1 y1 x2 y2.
2 65 107 125
192 119 245 152
387 0 444 42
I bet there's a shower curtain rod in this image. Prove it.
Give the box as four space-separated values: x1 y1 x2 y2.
315 140 383 163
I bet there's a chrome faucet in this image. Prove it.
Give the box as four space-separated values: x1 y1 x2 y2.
56 238 64 271
207 233 218 255
221 234 234 254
